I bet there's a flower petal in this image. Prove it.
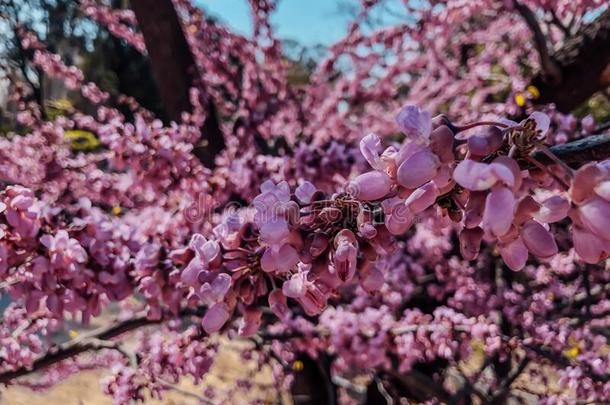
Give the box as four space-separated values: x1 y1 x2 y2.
349 171 392 201
579 196 610 241
295 182 317 204
202 303 230 334
405 182 438 214
521 220 558 258
573 227 609 264
499 237 528 271
482 186 515 236
396 149 440 189
360 133 383 170
534 196 569 223
529 111 550 135
396 105 431 143
459 227 484 260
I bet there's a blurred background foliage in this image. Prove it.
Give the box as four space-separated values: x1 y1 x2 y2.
1 0 609 141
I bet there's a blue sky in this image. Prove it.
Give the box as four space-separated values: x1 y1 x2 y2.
195 0 353 46
195 0 405 46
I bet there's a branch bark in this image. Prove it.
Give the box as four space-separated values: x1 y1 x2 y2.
530 7 610 112
530 133 610 168
514 1 562 84
130 0 224 166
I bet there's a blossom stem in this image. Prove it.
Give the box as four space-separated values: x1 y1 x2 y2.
454 121 509 133
525 156 570 189
534 142 575 179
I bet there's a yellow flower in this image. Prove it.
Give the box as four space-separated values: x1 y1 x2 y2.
527 85 540 99
69 330 78 338
292 360 304 371
563 345 580 359
64 130 101 151
111 206 123 216
514 93 526 107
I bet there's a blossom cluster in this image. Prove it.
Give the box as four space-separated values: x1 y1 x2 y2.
0 0 609 403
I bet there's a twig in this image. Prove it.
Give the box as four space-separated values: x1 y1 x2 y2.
514 1 562 84
157 379 213 404
491 356 530 401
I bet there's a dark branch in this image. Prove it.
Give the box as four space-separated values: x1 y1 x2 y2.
530 133 610 168
514 1 562 84
531 8 610 112
0 308 205 385
130 0 224 167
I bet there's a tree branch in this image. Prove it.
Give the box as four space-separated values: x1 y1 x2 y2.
530 133 610 168
0 307 205 385
130 0 224 167
514 1 562 84
530 7 610 112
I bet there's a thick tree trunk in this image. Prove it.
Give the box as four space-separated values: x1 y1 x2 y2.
130 0 224 166
531 8 610 113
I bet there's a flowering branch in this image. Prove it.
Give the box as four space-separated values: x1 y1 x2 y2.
0 308 205 385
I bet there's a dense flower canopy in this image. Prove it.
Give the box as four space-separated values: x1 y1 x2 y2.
0 0 609 404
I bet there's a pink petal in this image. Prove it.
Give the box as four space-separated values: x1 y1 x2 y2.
260 248 277 272
499 237 528 271
298 286 327 316
333 243 357 282
396 149 440 189
268 289 290 319
573 227 609 264
570 163 606 204
521 221 558 258
429 126 455 163
579 196 610 241
201 240 220 263
210 273 232 300
260 219 290 246
492 157 521 191
466 126 503 156
202 302 230 334
405 182 439 214
360 133 383 170
528 111 550 135
295 181 317 204
385 204 414 235
482 186 515 236
453 160 513 191
459 227 484 260
360 265 384 293
594 181 610 201
282 272 307 298
181 259 204 287
189 234 208 256
349 171 392 201
238 307 262 337
40 234 54 248
514 195 541 226
275 244 300 272
464 191 485 229
534 196 569 223
395 105 431 142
